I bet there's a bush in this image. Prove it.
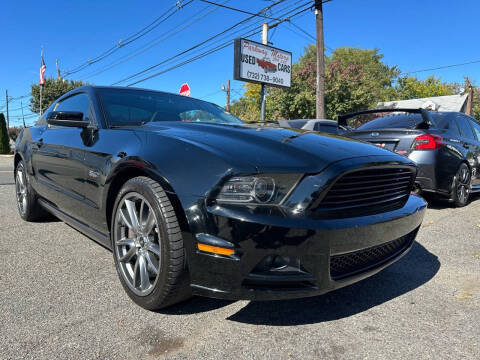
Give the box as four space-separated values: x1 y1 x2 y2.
0 113 10 154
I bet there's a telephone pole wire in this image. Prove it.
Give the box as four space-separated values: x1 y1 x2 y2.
315 0 325 119
226 79 231 112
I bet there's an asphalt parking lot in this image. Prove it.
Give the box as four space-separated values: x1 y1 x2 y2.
0 156 479 360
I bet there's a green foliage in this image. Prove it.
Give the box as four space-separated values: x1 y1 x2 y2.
230 83 270 122
390 75 453 100
233 45 400 121
30 77 88 113
324 47 399 119
0 113 10 154
231 45 477 122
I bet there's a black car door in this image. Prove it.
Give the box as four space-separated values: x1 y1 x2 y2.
465 117 480 187
31 92 93 217
455 114 480 186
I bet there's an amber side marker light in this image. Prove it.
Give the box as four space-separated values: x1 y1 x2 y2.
197 243 235 256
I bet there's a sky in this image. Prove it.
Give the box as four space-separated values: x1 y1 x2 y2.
2 0 480 126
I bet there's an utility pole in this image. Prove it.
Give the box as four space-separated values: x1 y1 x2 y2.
260 22 268 122
21 100 26 127
221 80 231 111
5 90 9 130
466 80 473 116
315 0 325 119
226 79 230 112
56 59 62 81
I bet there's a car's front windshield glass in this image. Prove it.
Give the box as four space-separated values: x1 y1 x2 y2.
97 88 243 126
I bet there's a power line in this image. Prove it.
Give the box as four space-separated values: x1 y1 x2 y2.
400 59 480 76
112 0 288 85
114 0 317 86
63 0 194 76
79 1 228 81
199 0 282 20
125 2 313 86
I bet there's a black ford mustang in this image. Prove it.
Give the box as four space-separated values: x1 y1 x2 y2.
14 86 426 310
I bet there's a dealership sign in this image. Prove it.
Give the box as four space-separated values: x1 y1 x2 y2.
234 38 291 88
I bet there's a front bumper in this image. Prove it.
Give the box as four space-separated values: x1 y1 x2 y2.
186 194 426 301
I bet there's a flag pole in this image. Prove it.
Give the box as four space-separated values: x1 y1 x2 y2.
40 46 43 116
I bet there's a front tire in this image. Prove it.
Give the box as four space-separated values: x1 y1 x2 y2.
452 163 471 207
15 160 46 221
111 176 190 310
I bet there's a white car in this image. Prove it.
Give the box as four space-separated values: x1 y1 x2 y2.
278 119 350 134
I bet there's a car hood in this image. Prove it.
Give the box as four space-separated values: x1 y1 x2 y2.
140 122 406 173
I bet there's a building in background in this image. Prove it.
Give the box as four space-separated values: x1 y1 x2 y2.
378 94 469 112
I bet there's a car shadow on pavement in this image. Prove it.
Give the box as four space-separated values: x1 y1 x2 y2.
158 241 439 322
225 241 439 326
423 193 479 210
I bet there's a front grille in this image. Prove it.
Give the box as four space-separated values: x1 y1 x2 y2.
330 229 417 280
318 167 414 213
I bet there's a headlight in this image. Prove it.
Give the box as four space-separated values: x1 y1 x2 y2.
215 174 300 205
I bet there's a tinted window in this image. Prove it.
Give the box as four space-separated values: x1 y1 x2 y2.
97 88 242 126
357 114 423 130
284 120 308 129
455 115 475 139
469 120 480 140
54 93 91 121
433 113 460 136
314 123 338 133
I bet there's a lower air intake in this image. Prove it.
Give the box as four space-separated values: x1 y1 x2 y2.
330 228 418 280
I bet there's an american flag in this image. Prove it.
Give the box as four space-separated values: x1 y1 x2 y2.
39 55 46 85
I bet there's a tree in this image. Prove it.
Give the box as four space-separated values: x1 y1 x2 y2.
390 75 453 100
0 113 10 154
30 77 88 113
259 45 399 121
230 83 269 122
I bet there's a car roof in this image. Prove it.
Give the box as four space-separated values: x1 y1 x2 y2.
57 85 215 104
292 119 338 124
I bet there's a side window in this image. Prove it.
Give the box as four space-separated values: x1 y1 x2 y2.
54 93 92 122
455 115 475 140
314 123 337 134
469 120 480 141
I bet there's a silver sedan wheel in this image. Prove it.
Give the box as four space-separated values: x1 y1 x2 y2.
114 192 161 296
15 168 27 215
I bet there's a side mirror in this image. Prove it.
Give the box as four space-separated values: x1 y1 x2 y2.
46 111 88 128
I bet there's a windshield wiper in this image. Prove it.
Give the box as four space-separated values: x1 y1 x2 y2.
110 120 148 129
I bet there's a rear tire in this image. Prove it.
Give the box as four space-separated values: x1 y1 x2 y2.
111 176 190 310
452 163 471 207
15 160 46 221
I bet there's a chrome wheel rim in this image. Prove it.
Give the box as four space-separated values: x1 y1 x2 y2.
15 168 27 215
114 192 161 296
456 166 471 204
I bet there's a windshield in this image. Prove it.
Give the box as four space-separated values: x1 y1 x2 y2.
97 88 243 126
356 113 424 130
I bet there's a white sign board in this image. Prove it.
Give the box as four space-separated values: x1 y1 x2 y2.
234 38 292 88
